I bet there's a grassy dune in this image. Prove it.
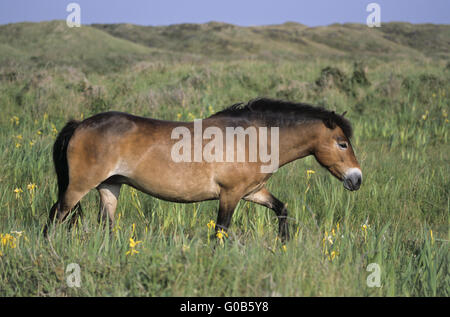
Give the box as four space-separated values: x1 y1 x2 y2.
0 21 448 296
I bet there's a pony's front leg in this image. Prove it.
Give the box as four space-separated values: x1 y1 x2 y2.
215 190 242 237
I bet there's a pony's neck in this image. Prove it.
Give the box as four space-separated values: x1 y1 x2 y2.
278 121 321 167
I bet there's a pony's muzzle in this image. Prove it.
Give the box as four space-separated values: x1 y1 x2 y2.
343 168 362 191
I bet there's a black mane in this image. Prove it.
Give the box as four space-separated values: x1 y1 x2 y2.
210 98 353 139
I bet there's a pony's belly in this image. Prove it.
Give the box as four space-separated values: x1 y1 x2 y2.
132 181 219 203
123 171 220 203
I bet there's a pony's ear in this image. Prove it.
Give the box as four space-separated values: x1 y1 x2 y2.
323 113 337 130
342 111 347 117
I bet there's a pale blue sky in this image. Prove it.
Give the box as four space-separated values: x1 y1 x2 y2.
0 0 449 26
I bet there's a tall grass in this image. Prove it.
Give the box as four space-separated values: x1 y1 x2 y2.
0 58 448 296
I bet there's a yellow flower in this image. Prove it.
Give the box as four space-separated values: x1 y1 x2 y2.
51 123 58 135
430 230 434 244
15 142 21 148
29 140 35 147
0 233 16 248
129 237 142 249
362 223 369 242
306 170 315 176
16 135 23 140
10 116 19 125
282 245 287 252
126 237 142 256
207 220 216 230
14 187 23 199
177 113 182 120
125 248 139 256
36 130 42 136
27 183 37 192
306 170 316 183
330 251 337 261
216 229 228 240
1 233 9 246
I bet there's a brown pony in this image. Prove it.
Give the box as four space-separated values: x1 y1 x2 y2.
45 98 362 240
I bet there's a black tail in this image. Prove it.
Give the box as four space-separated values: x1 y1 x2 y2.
53 120 80 202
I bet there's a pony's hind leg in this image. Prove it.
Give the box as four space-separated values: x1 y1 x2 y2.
97 183 121 231
44 183 91 236
244 187 290 241
55 185 89 223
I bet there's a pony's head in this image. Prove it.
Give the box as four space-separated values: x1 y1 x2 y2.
313 112 362 191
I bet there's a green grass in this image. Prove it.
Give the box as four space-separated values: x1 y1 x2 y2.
0 21 449 296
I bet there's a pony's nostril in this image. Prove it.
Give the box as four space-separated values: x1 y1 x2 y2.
352 174 362 189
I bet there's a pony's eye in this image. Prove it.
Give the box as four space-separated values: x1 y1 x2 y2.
338 142 348 150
